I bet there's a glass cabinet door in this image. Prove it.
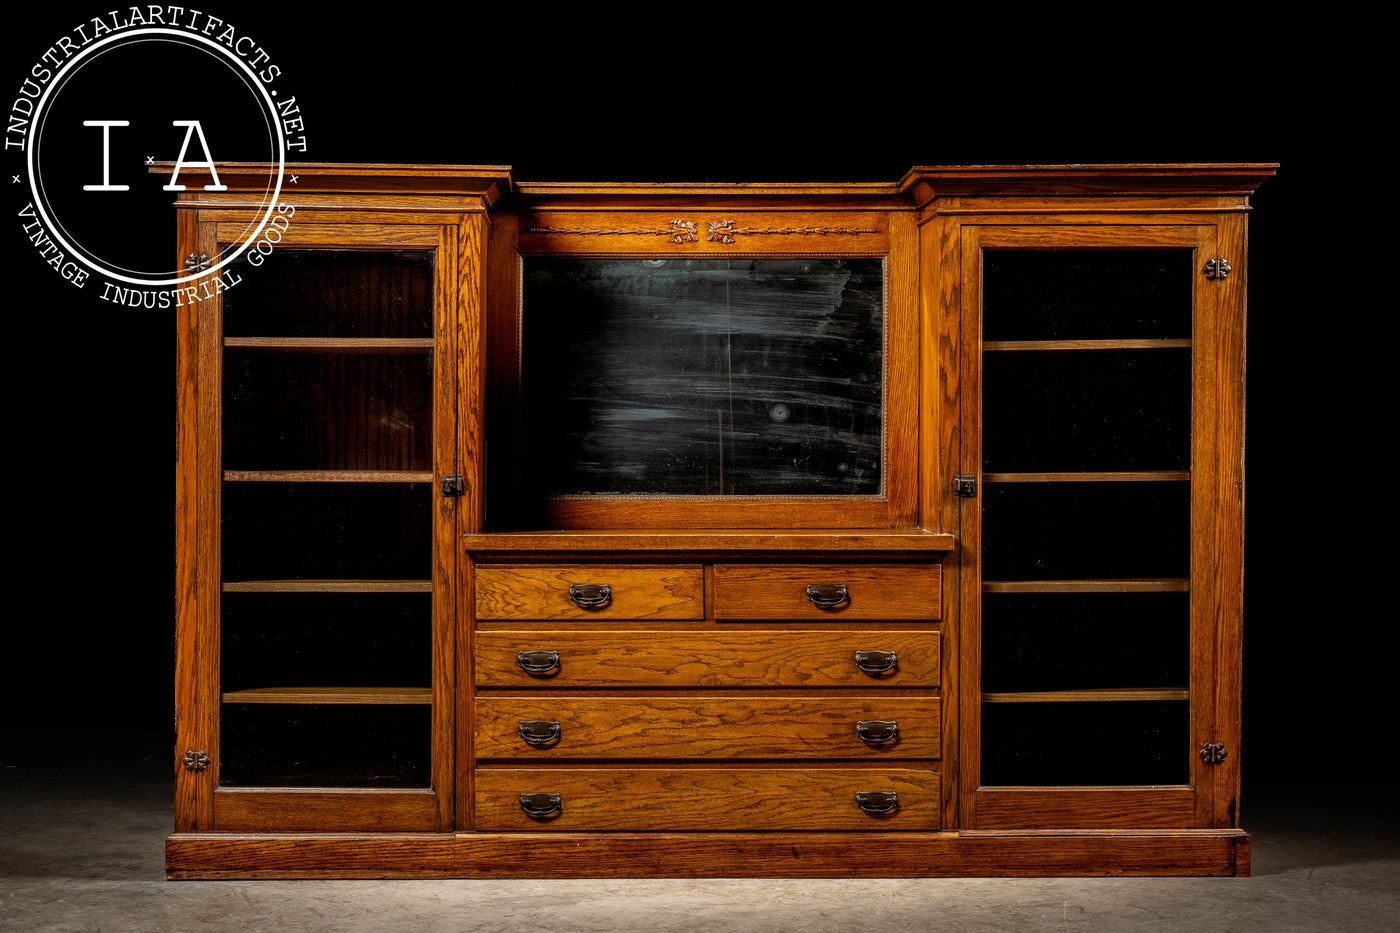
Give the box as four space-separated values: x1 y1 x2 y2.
196 229 455 831
962 224 1227 829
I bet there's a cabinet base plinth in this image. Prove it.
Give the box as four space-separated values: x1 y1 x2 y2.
166 830 1250 879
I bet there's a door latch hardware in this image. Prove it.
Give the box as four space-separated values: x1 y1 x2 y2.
184 252 210 272
954 474 977 498
441 474 464 497
1203 258 1232 280
182 749 209 772
1199 742 1228 765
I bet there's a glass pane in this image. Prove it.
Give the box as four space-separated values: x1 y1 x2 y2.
223 249 433 338
982 250 1191 341
224 350 433 471
981 701 1189 785
519 257 884 496
983 349 1189 472
982 482 1189 581
222 592 430 691
982 593 1189 692
980 244 1194 793
219 704 430 787
221 482 431 581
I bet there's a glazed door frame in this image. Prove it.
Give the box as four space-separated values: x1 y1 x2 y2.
954 220 1245 830
174 220 459 832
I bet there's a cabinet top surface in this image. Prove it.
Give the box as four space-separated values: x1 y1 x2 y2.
151 162 1277 202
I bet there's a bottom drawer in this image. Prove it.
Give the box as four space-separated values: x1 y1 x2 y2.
475 768 939 831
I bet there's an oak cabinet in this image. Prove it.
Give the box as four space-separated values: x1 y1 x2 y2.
168 163 1273 877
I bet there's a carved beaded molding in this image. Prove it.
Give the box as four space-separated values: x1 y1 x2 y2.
529 219 877 245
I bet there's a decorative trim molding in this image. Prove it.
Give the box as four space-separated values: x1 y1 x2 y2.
529 219 699 244
707 220 878 243
530 219 876 245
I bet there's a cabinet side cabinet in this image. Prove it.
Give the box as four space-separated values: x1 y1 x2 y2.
168 163 1274 878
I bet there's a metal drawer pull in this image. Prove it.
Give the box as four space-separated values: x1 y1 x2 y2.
518 720 562 745
805 583 849 609
855 720 899 744
517 650 561 675
567 583 611 608
854 650 898 674
855 790 899 814
519 792 562 817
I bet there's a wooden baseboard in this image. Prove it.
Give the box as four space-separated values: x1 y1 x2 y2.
167 829 1250 879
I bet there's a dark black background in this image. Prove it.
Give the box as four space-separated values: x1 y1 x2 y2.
4 7 1370 794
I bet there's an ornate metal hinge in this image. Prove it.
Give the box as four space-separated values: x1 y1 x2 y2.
953 474 977 498
442 474 464 497
1203 258 1231 280
184 252 210 272
1199 742 1228 765
182 749 210 772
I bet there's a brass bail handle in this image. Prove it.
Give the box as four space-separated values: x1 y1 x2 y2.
567 583 611 609
805 583 849 609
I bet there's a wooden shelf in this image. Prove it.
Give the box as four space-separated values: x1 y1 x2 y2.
983 579 1189 594
223 580 433 593
224 470 434 483
463 529 956 553
982 339 1191 352
222 686 432 705
224 337 434 351
982 688 1190 703
983 472 1189 483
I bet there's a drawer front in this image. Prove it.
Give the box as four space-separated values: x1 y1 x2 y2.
476 630 939 688
476 767 940 831
713 564 941 620
475 565 703 620
476 696 940 759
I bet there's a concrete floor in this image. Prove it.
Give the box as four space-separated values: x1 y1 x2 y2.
3 736 1397 933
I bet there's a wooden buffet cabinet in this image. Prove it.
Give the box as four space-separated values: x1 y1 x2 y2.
168 163 1275 877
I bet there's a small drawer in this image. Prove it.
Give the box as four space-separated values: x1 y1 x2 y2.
475 696 940 759
475 564 703 620
713 564 941 620
476 630 939 688
476 767 940 831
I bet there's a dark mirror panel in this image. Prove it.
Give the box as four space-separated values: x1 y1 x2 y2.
982 482 1189 581
222 249 433 338
221 483 431 581
982 593 1189 692
981 701 1188 785
519 257 884 496
223 351 433 471
982 250 1191 341
219 704 430 787
222 593 431 692
982 349 1189 471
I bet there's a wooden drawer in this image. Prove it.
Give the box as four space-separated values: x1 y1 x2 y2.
475 768 940 831
475 565 703 620
476 630 939 688
712 564 940 620
475 696 939 759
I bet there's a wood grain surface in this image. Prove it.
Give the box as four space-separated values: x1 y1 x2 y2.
474 630 939 688
475 565 704 620
713 564 940 619
474 767 940 831
474 696 939 759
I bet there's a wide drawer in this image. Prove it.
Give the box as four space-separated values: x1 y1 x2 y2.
475 767 940 831
476 630 939 688
713 564 940 620
475 696 940 759
475 565 703 620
